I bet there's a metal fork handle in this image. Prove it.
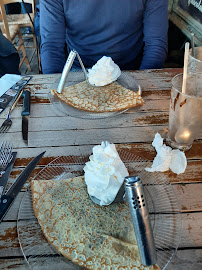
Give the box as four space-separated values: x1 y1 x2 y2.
57 50 77 94
8 89 24 117
57 50 88 94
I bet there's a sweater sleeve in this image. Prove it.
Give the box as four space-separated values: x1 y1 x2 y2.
139 0 168 70
40 0 66 74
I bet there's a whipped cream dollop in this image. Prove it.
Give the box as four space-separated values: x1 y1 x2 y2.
87 56 121 86
83 141 129 206
145 133 187 175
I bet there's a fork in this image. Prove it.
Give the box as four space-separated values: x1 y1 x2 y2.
0 141 13 176
0 89 23 133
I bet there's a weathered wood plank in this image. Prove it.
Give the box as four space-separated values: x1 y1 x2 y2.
4 159 202 191
1 126 201 150
0 248 201 270
173 184 202 212
0 99 171 124
0 126 169 148
5 159 202 190
163 160 202 184
1 143 202 195
0 112 170 134
0 142 201 164
26 68 182 89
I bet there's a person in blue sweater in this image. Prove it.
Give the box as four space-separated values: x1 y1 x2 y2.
40 0 168 74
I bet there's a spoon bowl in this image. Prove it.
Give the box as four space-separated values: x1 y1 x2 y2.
90 182 125 206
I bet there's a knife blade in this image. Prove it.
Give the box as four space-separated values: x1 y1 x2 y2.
0 151 45 223
21 90 31 144
0 152 17 198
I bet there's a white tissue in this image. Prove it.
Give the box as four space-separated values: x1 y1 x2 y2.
145 133 187 175
170 149 187 174
83 141 129 206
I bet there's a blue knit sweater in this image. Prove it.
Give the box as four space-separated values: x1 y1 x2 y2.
40 0 168 74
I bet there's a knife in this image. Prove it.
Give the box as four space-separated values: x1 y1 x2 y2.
0 152 17 198
21 90 31 144
0 151 45 223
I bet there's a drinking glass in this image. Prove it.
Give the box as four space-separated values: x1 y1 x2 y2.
166 73 202 151
188 47 202 74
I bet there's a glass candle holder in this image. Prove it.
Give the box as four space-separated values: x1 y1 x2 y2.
166 73 202 151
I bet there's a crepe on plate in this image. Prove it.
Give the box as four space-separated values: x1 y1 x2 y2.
31 176 159 270
51 81 144 112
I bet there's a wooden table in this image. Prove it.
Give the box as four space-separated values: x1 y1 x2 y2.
0 68 201 270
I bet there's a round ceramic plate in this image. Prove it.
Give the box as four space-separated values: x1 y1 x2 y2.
49 71 141 119
17 149 181 270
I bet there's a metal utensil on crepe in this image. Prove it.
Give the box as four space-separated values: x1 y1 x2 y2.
21 90 31 144
0 152 17 198
57 50 88 94
0 151 45 223
124 176 157 266
90 175 157 267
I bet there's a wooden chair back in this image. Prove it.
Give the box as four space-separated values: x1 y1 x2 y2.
0 0 32 71
0 1 11 40
1 0 40 73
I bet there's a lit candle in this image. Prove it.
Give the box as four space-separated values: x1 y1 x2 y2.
175 128 192 144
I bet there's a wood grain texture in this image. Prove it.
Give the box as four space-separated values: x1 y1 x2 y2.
0 249 201 270
0 68 201 270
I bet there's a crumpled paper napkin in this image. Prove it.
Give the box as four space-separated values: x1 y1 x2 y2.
0 74 22 97
145 133 187 175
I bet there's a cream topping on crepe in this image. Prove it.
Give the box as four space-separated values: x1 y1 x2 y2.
31 176 160 270
87 56 121 86
84 141 129 206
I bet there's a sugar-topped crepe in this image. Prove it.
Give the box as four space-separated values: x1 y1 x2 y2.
51 81 144 112
31 176 159 270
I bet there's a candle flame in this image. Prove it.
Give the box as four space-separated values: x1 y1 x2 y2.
182 130 191 139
